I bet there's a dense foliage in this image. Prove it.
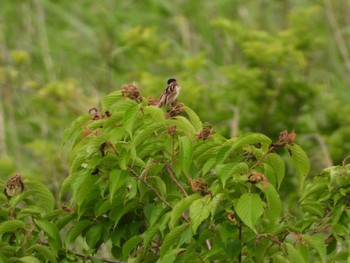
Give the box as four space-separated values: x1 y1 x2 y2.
0 89 349 262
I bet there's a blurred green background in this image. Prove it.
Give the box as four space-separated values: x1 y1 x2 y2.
1 0 350 194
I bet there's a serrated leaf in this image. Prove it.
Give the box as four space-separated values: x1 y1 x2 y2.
122 235 143 260
75 173 99 207
235 193 263 233
189 195 213 232
160 224 188 258
29 244 57 263
102 91 122 110
184 106 202 132
285 243 306 263
109 170 128 203
225 133 272 161
123 102 139 136
26 179 55 213
216 162 249 187
288 144 310 188
167 116 196 136
180 136 193 175
0 220 25 235
65 219 91 246
144 105 165 122
170 194 201 228
61 114 91 147
35 220 62 252
264 153 285 189
303 235 326 262
134 122 165 147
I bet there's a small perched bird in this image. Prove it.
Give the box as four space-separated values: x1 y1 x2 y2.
157 78 181 108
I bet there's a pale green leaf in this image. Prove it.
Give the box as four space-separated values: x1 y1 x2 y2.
179 136 194 175
144 105 165 122
123 102 139 136
184 106 202 132
167 116 196 136
102 91 122 110
17 256 42 263
235 193 263 233
170 193 201 228
26 179 55 213
285 243 306 263
160 224 188 258
189 195 213 232
134 122 165 147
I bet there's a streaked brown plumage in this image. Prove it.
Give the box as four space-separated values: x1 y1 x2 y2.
157 78 181 107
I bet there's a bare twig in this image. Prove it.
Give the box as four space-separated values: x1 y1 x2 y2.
164 159 188 197
127 167 173 209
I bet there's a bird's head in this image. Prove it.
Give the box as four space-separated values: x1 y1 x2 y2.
167 78 177 85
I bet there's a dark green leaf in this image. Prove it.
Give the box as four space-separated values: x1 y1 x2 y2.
0 220 25 235
180 136 194 175
65 219 91 246
29 244 57 263
122 235 143 260
170 193 201 228
160 224 188 258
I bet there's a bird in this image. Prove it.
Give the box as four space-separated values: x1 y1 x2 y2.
157 78 181 108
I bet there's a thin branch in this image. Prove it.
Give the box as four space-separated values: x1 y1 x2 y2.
74 253 125 263
164 159 188 197
127 167 173 209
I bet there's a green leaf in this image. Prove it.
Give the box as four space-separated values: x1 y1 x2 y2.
303 235 326 262
17 256 42 263
225 133 271 160
235 193 263 233
35 220 62 252
122 235 143 260
134 122 165 147
65 219 91 246
170 193 201 228
158 248 178 263
123 102 139 136
301 202 324 217
26 179 55 213
288 144 310 188
180 136 194 175
75 173 99 207
144 105 165 122
189 195 213 232
86 224 103 249
264 153 285 189
285 243 306 263
167 116 196 136
160 224 188 258
109 170 128 203
216 162 249 187
262 184 281 224
61 114 91 147
102 91 122 110
0 220 25 235
183 106 202 132
29 244 57 263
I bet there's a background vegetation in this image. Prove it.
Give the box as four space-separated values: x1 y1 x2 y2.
1 0 350 262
